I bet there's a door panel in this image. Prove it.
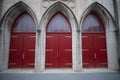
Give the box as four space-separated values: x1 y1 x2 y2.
82 34 95 68
23 34 36 68
59 34 72 68
94 34 107 67
9 34 23 68
46 34 59 68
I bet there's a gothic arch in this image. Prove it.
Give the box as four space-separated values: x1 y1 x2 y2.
80 2 117 31
80 2 119 70
38 1 78 71
0 1 37 71
1 1 38 30
39 1 78 30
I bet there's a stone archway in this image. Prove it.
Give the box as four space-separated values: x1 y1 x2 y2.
38 1 78 72
45 12 72 68
80 2 119 70
82 13 108 68
0 1 37 71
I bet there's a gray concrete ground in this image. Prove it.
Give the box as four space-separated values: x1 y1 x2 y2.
0 72 120 80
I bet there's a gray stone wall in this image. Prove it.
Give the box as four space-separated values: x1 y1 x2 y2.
116 0 120 66
0 0 119 72
0 0 115 27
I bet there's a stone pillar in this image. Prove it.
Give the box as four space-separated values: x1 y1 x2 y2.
0 30 3 71
35 30 42 72
106 31 119 70
74 30 82 72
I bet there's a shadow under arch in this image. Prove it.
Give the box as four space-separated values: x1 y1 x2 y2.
80 2 119 70
0 1 38 71
37 1 79 72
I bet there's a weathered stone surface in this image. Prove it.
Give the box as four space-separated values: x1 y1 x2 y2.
0 0 119 72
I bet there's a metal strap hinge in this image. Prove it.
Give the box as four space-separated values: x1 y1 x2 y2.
65 36 71 38
46 63 53 65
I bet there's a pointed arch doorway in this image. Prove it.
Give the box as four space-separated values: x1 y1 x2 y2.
45 13 72 68
9 13 36 68
82 13 108 68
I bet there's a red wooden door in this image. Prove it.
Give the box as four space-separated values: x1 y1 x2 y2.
46 13 72 68
82 33 107 68
23 34 35 68
9 34 23 68
9 34 35 68
46 34 59 68
94 34 107 67
59 34 72 68
82 34 95 68
46 34 72 68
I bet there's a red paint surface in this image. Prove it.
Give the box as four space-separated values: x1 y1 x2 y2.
82 33 107 68
46 33 72 68
9 33 35 68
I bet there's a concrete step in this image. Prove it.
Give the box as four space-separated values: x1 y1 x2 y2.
0 69 120 80
0 72 120 80
0 68 116 73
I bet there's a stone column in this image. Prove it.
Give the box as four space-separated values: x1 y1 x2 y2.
35 30 42 72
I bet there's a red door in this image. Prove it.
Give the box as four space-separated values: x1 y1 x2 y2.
82 34 95 67
46 34 72 68
9 34 23 68
9 13 36 68
82 13 107 68
94 34 107 67
59 34 72 68
82 33 107 68
9 34 35 68
23 34 35 68
46 34 59 68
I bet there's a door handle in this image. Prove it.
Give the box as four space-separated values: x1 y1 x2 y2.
57 52 59 58
94 53 96 59
23 54 25 59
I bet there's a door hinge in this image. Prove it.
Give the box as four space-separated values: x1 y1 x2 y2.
65 49 72 52
65 36 71 38
46 63 53 65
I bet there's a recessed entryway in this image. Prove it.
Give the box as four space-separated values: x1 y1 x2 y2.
82 13 108 68
45 13 72 68
9 13 36 68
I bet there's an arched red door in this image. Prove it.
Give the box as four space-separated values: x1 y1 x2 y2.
82 13 108 68
9 13 36 68
46 13 72 68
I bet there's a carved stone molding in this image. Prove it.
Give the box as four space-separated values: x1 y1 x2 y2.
42 0 75 8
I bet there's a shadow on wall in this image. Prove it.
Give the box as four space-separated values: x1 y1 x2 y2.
0 0 3 22
119 59 120 67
